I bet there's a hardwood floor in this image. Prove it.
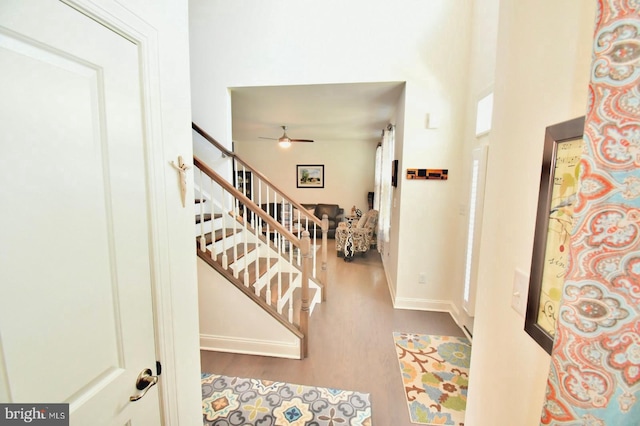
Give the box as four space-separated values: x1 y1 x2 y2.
200 247 466 425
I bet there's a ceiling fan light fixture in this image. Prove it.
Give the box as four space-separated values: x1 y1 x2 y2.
259 125 313 146
278 137 291 148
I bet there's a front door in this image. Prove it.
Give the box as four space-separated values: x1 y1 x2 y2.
1 1 162 423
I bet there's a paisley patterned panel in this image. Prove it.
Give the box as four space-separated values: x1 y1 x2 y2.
541 1 640 424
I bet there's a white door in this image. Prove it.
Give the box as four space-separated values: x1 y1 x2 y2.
0 1 162 424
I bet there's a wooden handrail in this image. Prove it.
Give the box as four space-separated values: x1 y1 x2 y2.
192 122 325 230
193 156 301 248
192 122 236 158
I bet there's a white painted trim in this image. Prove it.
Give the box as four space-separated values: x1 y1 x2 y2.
381 245 397 303
385 268 397 303
447 303 473 341
60 1 198 424
200 334 301 360
394 297 456 312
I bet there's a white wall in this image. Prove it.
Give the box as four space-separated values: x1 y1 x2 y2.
189 0 473 317
465 1 596 425
235 138 377 211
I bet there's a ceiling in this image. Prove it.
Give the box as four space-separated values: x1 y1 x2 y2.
230 82 405 146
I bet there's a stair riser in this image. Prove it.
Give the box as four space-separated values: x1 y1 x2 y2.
195 222 212 236
196 214 236 235
225 249 260 274
207 232 246 256
236 259 281 295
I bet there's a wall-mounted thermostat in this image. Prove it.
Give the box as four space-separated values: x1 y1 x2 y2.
406 168 448 180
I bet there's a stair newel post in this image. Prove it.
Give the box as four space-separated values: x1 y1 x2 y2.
300 230 311 358
321 214 329 301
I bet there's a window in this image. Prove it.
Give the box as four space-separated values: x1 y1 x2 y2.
475 92 493 136
463 146 489 316
374 125 395 251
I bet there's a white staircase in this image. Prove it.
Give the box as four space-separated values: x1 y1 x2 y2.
192 123 332 358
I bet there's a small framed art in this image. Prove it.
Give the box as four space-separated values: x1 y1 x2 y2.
296 164 324 188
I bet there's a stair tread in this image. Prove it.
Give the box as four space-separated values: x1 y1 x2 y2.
238 257 278 287
261 272 298 305
201 228 238 245
220 243 257 265
195 213 223 224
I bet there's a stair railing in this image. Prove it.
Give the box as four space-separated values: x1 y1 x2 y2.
194 157 312 357
192 123 329 296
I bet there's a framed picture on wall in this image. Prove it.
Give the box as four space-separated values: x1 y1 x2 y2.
391 159 398 187
525 116 585 355
296 164 324 188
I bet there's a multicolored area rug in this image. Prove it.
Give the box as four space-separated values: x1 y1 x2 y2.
392 333 472 425
201 373 372 425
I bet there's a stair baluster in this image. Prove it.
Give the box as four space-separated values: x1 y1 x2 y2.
199 168 207 252
220 186 228 269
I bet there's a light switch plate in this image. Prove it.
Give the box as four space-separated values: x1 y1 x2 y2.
511 269 529 317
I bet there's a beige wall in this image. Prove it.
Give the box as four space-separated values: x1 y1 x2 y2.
234 138 377 211
465 1 597 424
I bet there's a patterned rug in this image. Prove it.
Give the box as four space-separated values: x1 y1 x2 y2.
202 373 372 425
392 333 472 425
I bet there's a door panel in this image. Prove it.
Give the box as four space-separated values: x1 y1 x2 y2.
0 1 161 424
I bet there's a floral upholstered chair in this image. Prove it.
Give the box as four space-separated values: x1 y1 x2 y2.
336 209 378 259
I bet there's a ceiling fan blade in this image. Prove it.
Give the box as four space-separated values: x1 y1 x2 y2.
258 136 278 140
291 139 314 143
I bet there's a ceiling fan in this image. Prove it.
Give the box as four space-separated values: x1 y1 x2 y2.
259 125 314 147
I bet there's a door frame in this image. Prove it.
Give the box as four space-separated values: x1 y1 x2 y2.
60 0 201 423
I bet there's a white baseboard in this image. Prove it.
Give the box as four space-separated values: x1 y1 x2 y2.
384 269 396 303
379 256 469 341
200 333 301 359
393 296 454 312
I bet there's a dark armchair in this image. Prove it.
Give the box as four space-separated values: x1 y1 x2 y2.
301 203 344 238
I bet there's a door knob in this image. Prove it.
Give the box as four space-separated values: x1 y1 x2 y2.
129 368 158 402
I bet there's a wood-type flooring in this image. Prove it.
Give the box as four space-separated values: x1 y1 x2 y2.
200 248 467 425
